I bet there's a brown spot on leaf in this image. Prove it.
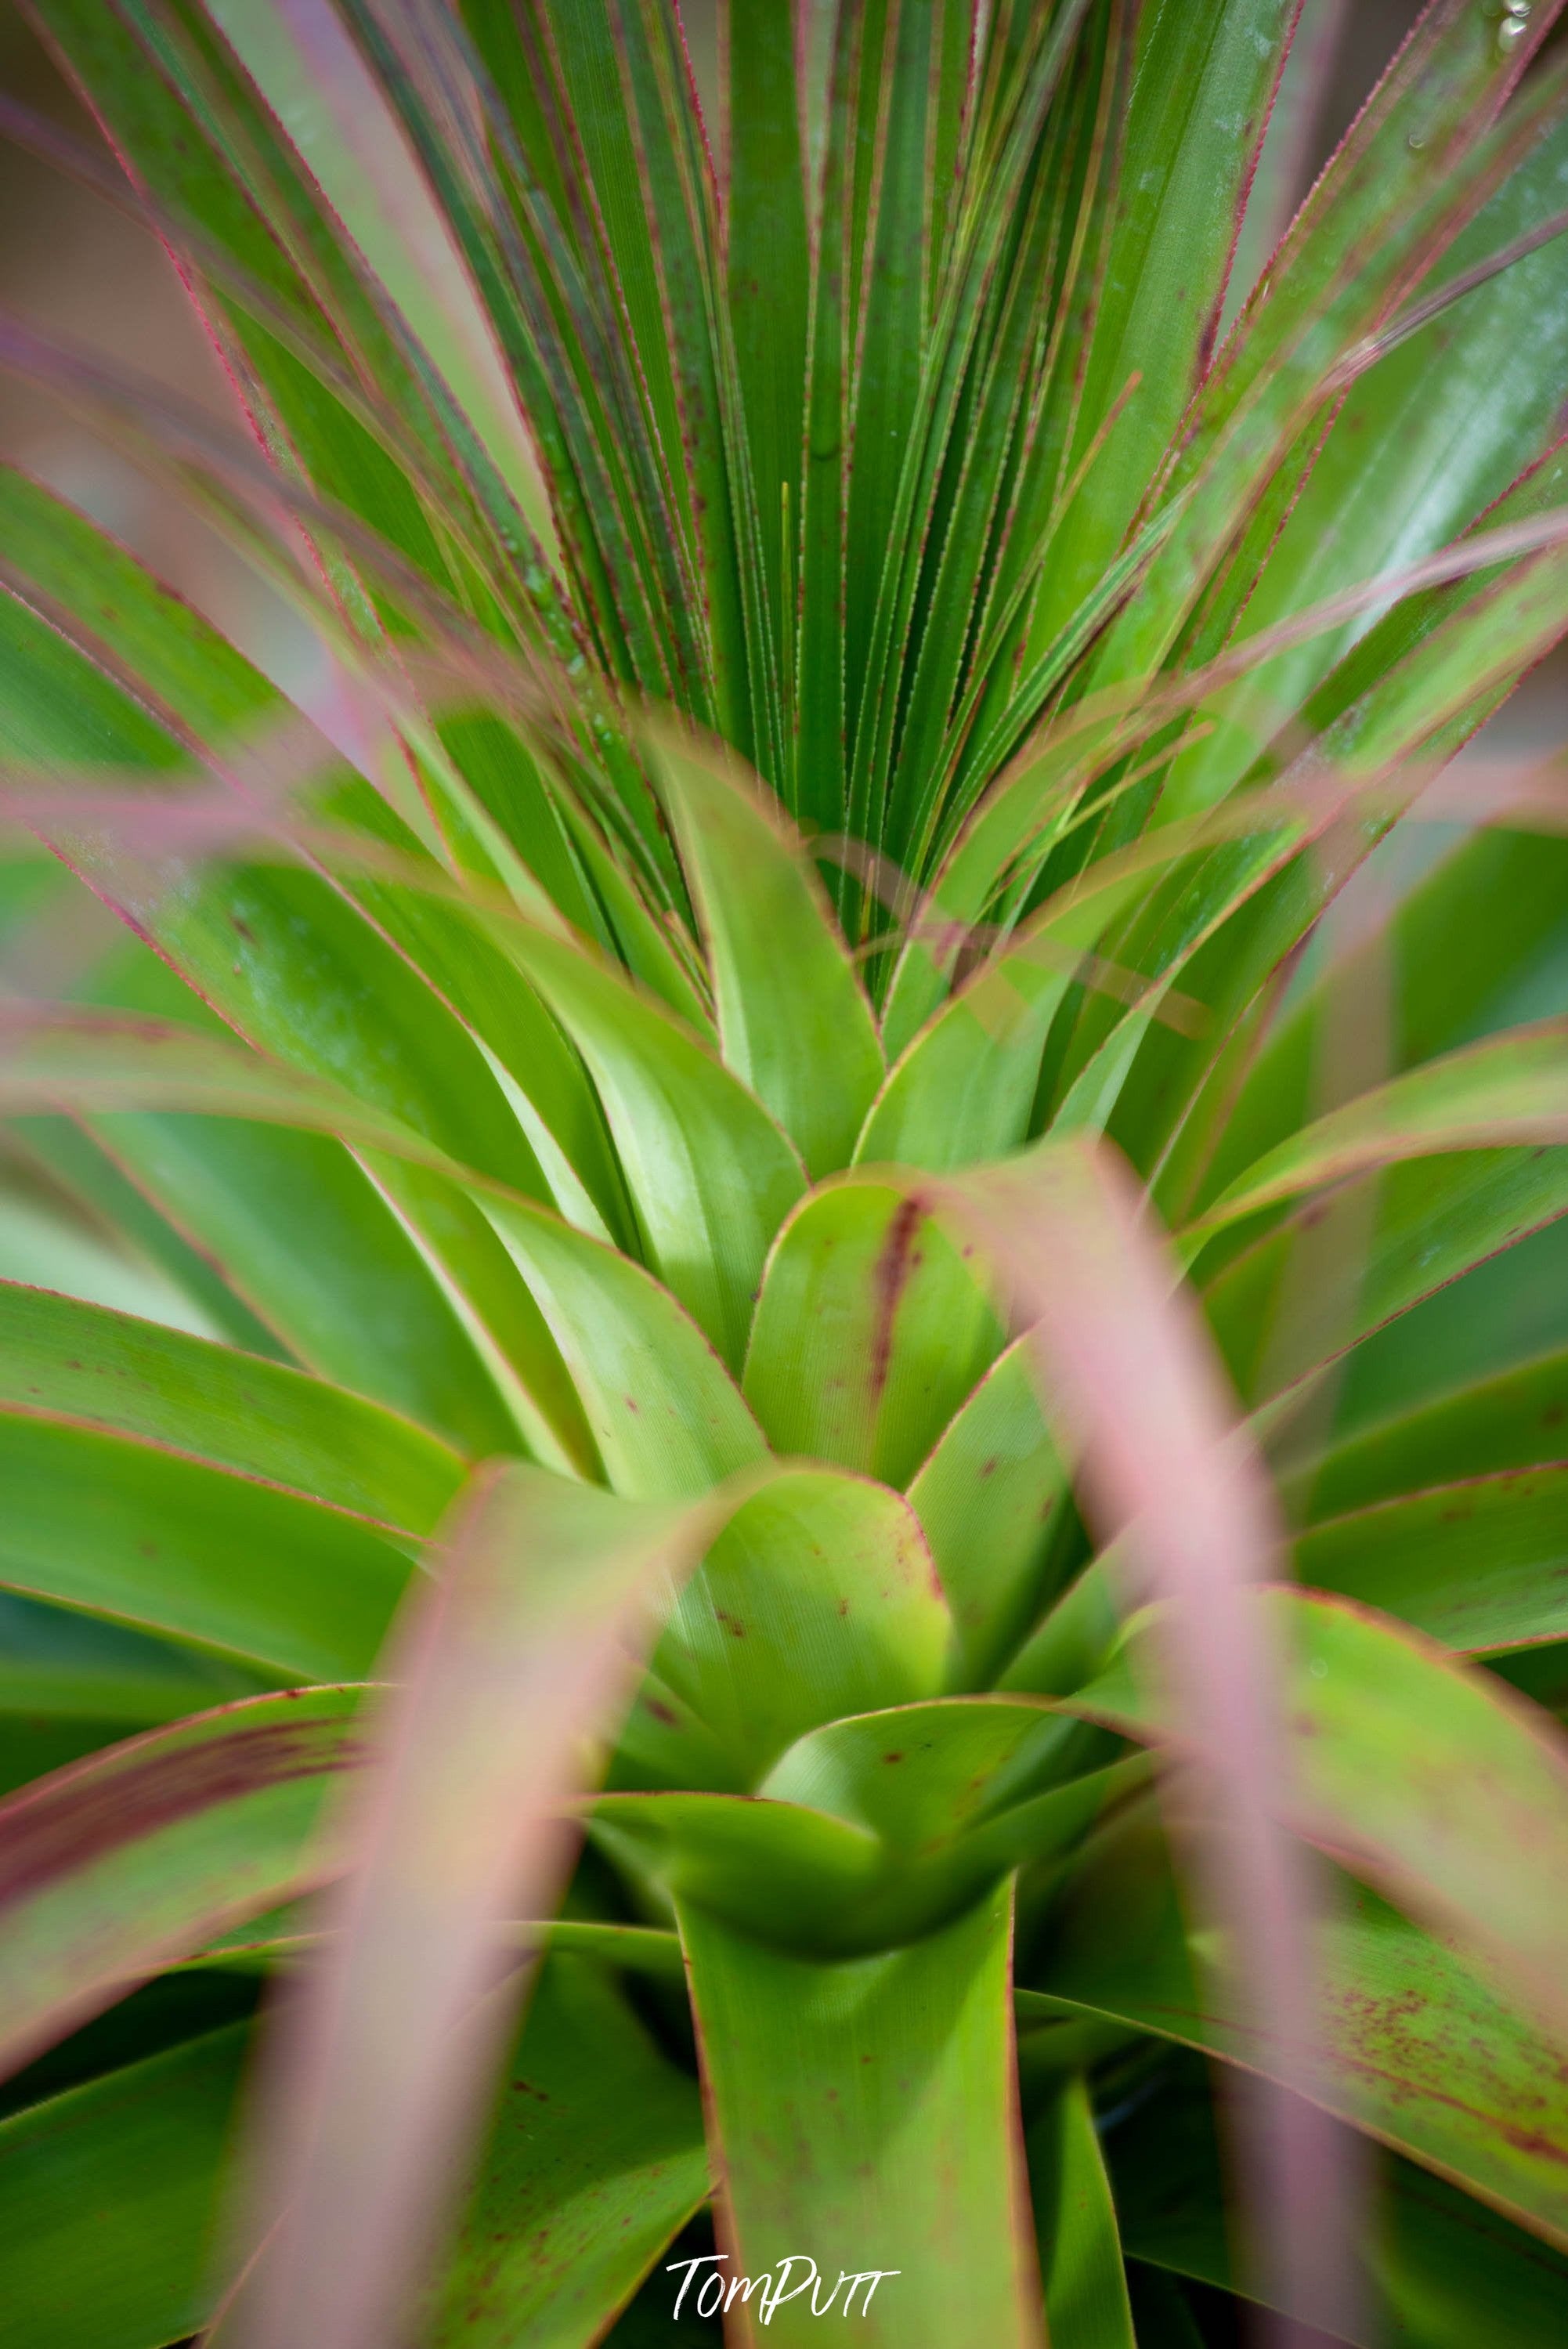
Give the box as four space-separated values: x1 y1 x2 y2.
868 1196 924 1408
0 1718 355 1906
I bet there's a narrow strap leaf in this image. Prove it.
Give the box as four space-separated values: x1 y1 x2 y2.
427 1953 708 2349
0 1411 411 1681
221 1459 741 2349
1035 1801 1568 2251
1294 1468 1568 1657
1069 1587 1568 2046
0 1283 464 1532
1188 1019 1568 1244
652 728 883 1178
0 1688 361 2078
0 2023 249 2349
1028 2073 1138 2349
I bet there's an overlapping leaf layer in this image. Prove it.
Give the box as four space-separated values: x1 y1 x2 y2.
2 2 1568 2343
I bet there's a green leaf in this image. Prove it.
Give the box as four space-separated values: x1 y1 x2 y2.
652 732 883 1179
725 0 809 717
1032 1802 1568 2250
1284 1346 1568 1521
0 1688 359 2078
0 1594 263 1733
0 2023 247 2349
1199 820 1568 1230
427 1953 707 2349
652 1468 950 1790
1070 1588 1568 2045
678 1881 1041 2347
598 1708 1135 1961
70 1109 523 1460
1154 103 1568 831
1091 1 1564 692
0 1285 464 1533
493 916 806 1370
759 1701 1125 1876
906 1338 1068 1691
1027 2073 1137 2349
481 1197 767 1501
1188 1021 1568 1241
203 0 558 562
1207 1144 1568 1410
1033 0 1296 650
1122 2268 1208 2349
1294 1468 1568 1657
0 1411 411 1682
0 999 772 1492
224 1461 735 2349
856 836 1204 1173
1107 2057 1568 2349
9 1108 286 1357
742 1176 1004 1487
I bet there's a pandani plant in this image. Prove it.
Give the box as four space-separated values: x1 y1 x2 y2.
4 2 1568 2344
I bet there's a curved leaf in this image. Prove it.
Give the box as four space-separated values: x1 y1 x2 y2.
1286 1347 1568 1520
0 1414 412 1682
652 1468 950 1790
906 1338 1068 1692
742 1176 1004 1487
223 1461 735 2349
1070 1588 1568 2044
1028 2073 1137 2349
1107 2058 1568 2349
652 731 883 1179
0 1688 360 2079
482 1195 766 1501
0 1285 464 1531
0 1593 265 1733
1033 1805 1568 2252
64 1110 526 1459
0 2024 247 2349
427 1953 707 2349
596 1713 1136 1962
493 917 806 1368
1208 1142 1568 1408
1295 1469 1568 1657
1190 1021 1568 1241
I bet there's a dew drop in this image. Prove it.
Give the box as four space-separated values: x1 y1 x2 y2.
1407 132 1428 154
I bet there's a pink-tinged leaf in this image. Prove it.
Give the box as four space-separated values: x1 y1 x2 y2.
1033 1802 1568 2254
1188 1019 1568 1242
0 1688 362 2080
0 1004 454 1172
222 1459 743 2349
1067 1587 1568 2048
202 0 559 567
946 1137 1361 2344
